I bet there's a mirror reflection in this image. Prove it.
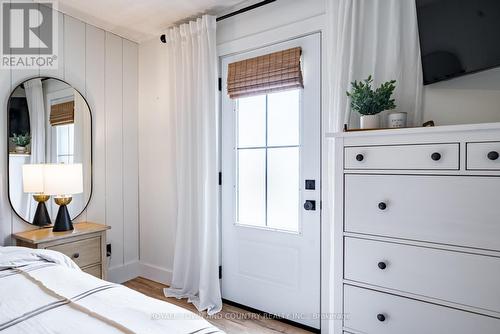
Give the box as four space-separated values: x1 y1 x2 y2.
8 77 92 224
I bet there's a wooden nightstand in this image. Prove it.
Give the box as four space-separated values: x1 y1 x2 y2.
13 222 110 279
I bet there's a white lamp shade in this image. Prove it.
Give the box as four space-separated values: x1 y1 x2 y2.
43 164 83 196
22 164 45 193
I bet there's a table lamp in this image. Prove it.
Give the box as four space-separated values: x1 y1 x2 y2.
22 164 51 227
44 163 83 232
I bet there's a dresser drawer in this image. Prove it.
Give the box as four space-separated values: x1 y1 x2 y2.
344 285 500 334
345 237 500 312
467 142 500 170
344 143 459 170
46 237 101 268
345 174 500 251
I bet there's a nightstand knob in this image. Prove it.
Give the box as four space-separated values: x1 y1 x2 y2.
378 261 387 270
73 253 80 259
487 151 499 161
431 152 441 161
356 154 364 161
377 313 386 322
378 202 387 210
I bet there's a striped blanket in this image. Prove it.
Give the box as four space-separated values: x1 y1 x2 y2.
0 246 224 334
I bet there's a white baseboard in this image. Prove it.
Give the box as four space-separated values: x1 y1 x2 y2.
138 262 172 286
107 261 172 286
108 261 141 283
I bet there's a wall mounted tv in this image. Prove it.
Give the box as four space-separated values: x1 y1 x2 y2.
416 0 500 85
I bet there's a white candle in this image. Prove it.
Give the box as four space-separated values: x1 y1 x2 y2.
388 112 407 128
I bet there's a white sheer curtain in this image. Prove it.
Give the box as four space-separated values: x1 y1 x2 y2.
25 78 46 163
327 0 423 132
163 15 221 315
24 78 46 220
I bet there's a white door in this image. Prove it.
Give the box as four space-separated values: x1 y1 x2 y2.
221 33 321 329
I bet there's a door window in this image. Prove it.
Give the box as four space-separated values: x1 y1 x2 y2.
236 89 300 232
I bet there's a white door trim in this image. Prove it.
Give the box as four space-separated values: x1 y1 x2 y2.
217 20 329 332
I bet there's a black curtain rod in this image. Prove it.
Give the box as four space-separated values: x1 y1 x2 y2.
216 0 276 22
160 0 277 43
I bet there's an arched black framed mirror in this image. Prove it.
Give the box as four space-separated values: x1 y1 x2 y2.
7 77 92 225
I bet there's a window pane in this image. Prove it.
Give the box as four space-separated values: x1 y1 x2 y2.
237 149 266 227
57 126 69 155
68 124 74 155
57 155 70 164
267 147 299 231
267 90 300 146
237 95 266 148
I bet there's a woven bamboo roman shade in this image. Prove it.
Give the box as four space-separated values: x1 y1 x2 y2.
227 47 303 99
50 101 74 126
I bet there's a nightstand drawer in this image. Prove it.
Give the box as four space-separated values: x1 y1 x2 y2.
467 142 500 170
82 264 102 278
47 237 101 268
344 285 500 334
344 143 459 170
345 237 500 313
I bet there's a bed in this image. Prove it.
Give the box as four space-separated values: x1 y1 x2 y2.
0 246 224 334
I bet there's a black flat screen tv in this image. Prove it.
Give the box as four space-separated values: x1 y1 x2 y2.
416 0 500 85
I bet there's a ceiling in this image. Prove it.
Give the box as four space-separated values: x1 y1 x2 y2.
56 0 246 42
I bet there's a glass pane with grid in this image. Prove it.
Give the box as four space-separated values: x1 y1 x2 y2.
236 89 300 232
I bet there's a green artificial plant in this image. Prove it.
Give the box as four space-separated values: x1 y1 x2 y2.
10 133 31 147
346 75 397 115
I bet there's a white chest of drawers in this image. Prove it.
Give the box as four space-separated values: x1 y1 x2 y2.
330 123 500 334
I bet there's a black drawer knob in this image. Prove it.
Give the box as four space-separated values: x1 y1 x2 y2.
73 253 80 259
431 152 441 161
378 202 387 210
378 261 387 270
487 151 499 161
377 314 386 322
356 154 364 161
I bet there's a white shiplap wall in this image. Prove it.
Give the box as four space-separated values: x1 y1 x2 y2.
0 10 139 281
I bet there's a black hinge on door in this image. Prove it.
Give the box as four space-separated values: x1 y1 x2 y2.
219 266 222 279
218 78 222 91
218 172 222 186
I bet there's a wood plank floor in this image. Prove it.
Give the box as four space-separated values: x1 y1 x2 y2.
124 277 315 334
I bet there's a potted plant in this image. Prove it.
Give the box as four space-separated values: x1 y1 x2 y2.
10 133 31 154
346 75 397 129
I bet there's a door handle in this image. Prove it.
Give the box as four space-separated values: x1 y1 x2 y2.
304 200 316 211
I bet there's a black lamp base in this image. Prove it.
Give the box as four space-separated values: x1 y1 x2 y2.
33 201 51 227
53 204 73 232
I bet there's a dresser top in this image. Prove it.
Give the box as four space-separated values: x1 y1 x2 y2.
12 222 110 244
326 121 500 138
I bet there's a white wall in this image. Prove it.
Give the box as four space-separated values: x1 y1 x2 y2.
216 0 325 45
422 67 500 126
0 10 139 283
137 38 177 283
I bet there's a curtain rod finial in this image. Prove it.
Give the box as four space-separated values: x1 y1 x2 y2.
160 34 167 43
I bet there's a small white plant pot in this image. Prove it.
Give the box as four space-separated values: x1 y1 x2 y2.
15 146 26 154
360 114 380 129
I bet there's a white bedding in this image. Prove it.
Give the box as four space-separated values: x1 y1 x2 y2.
0 246 224 334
